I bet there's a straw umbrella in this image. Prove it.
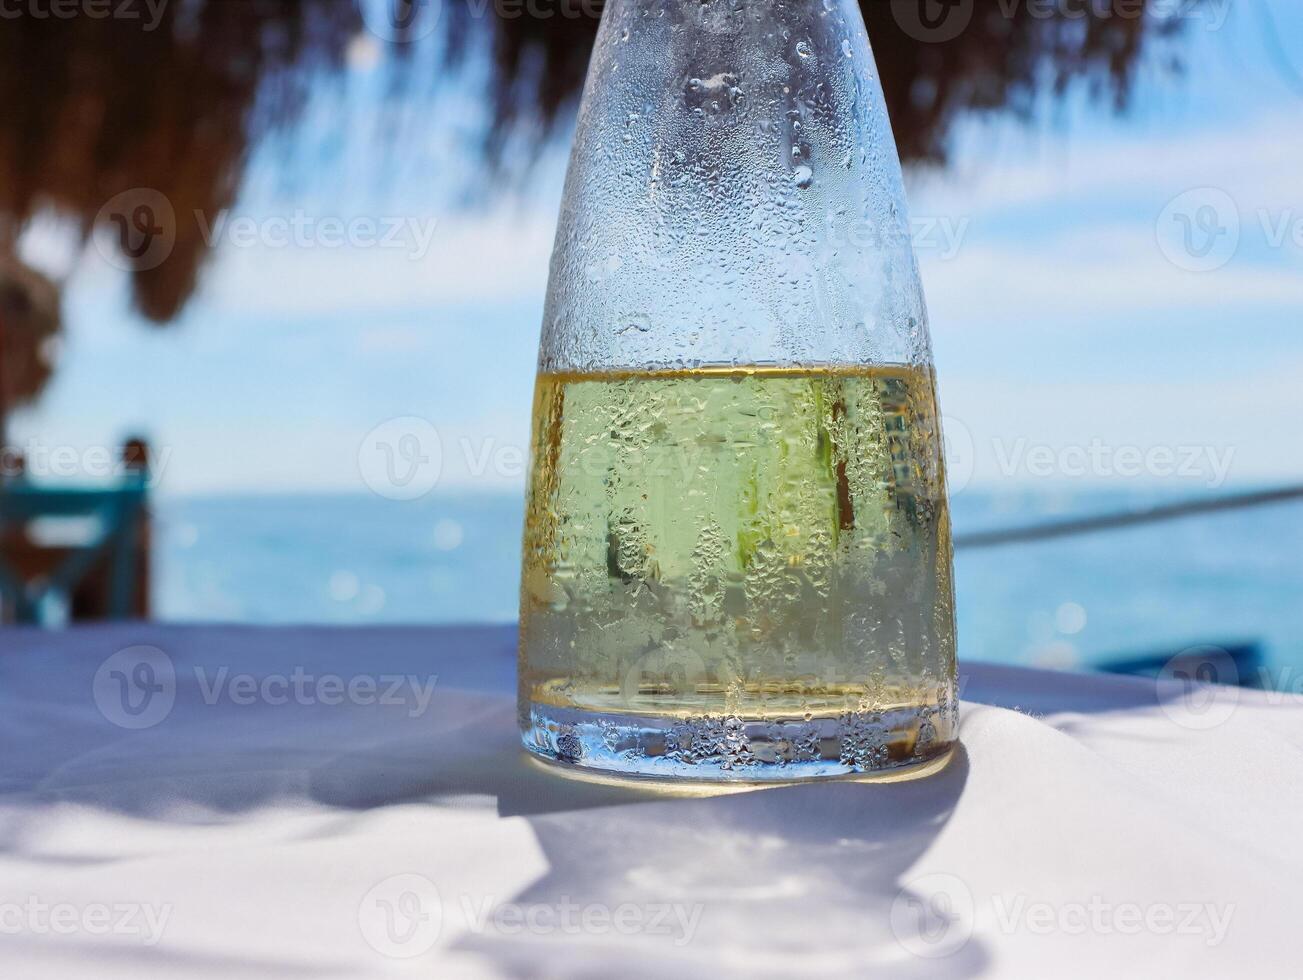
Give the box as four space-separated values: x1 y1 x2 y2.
0 252 61 458
0 1 1178 413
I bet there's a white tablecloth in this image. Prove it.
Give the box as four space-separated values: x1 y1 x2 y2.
1 624 1299 978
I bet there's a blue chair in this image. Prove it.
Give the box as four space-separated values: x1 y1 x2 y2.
0 462 151 625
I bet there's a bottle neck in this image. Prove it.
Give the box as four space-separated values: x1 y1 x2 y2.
542 0 927 373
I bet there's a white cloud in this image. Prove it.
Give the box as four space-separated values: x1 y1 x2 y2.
186 209 555 318
945 354 1303 488
911 110 1303 217
922 228 1303 329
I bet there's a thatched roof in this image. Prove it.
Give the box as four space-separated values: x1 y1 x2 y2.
0 0 1182 411
0 255 61 409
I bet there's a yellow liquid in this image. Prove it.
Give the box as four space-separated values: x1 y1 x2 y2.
519 365 957 776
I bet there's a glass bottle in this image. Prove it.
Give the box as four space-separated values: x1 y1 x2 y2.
519 0 957 781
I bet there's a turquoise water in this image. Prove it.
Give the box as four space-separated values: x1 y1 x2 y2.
154 488 1303 676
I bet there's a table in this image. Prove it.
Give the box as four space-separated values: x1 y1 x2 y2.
1 624 1299 977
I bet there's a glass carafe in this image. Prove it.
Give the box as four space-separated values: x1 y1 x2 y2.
519 0 957 781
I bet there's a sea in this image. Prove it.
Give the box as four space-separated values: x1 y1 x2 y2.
152 487 1303 680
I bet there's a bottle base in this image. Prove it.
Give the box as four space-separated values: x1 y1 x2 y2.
520 701 955 783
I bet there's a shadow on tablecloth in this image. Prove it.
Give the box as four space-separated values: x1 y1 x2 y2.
3 623 1214 977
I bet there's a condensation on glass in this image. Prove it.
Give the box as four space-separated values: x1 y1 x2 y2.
519 0 958 781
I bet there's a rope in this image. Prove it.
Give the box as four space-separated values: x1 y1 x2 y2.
953 485 1303 550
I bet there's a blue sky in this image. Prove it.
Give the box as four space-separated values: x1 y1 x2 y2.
12 0 1303 497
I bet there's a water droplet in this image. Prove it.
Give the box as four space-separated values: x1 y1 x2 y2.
842 39 853 58
796 40 812 59
793 165 814 189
